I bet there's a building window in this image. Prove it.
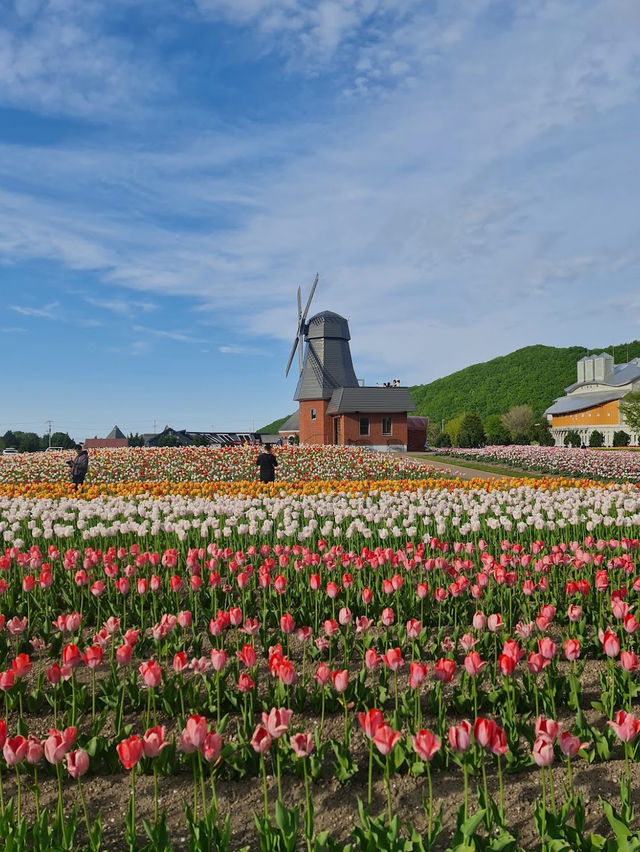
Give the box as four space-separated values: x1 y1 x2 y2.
359 416 370 436
310 408 316 420
382 416 392 436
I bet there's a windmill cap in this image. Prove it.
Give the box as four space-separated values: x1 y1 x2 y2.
306 311 351 340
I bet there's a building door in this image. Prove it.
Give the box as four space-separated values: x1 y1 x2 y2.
333 417 339 444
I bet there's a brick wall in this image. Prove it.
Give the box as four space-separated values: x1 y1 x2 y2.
340 413 407 446
299 400 333 444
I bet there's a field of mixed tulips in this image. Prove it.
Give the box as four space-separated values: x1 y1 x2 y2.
432 446 640 483
2 447 640 850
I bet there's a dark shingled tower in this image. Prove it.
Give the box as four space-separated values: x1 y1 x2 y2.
294 311 359 401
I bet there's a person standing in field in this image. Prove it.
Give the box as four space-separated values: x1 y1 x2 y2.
256 443 278 483
67 444 89 489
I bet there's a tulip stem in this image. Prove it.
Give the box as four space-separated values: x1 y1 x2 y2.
426 761 433 838
497 754 504 823
384 756 392 824
462 762 468 821
78 779 92 848
153 765 159 824
367 738 374 810
260 754 269 820
33 766 40 819
0 763 4 812
302 760 313 852
547 767 557 815
566 756 575 805
14 766 21 822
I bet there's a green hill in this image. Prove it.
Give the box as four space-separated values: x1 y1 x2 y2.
410 341 640 425
257 414 294 434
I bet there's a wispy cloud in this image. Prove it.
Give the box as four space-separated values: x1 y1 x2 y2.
1 326 26 333
10 302 59 319
132 324 204 344
84 296 157 316
219 344 266 355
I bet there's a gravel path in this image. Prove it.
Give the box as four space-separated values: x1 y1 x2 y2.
411 455 511 480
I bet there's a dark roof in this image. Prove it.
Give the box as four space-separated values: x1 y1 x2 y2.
565 358 640 392
279 411 299 432
305 311 351 341
294 337 359 401
326 387 415 414
106 425 126 440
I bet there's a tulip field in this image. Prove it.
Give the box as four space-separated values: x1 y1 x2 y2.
2 448 640 850
432 446 640 483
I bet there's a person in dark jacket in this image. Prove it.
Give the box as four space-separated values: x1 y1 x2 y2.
256 444 278 483
67 444 89 489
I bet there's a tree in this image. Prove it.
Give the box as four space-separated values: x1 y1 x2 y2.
156 433 179 447
190 434 209 447
128 433 145 447
564 431 581 448
434 431 451 447
512 432 530 445
50 431 75 449
484 414 510 445
15 431 41 453
501 405 534 438
613 430 631 447
2 430 17 449
444 414 466 447
529 421 554 446
620 391 640 438
589 430 604 447
457 414 485 448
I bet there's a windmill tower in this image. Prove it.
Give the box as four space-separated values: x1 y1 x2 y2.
285 276 359 444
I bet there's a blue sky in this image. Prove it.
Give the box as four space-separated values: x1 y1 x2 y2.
1 0 639 440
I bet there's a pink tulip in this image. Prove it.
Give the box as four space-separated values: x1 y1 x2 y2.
3 735 28 766
179 715 208 753
262 707 293 739
142 726 169 758
448 720 471 753
373 724 402 756
290 733 315 758
608 710 640 743
532 736 555 767
412 729 441 762
139 660 162 688
464 651 486 677
331 669 349 693
474 718 497 749
559 731 588 758
358 708 385 740
201 731 223 763
66 749 90 778
251 724 272 753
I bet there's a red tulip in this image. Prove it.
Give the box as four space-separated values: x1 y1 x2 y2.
358 708 385 740
490 726 509 755
12 653 32 678
498 654 516 676
381 647 404 672
237 672 255 692
538 637 557 660
280 613 295 634
314 663 331 685
44 727 76 764
210 649 228 672
535 716 559 742
620 651 639 672
116 644 132 665
559 731 588 758
563 639 581 661
117 735 143 770
409 661 429 689
83 645 103 669
0 719 6 750
25 735 43 765
433 658 455 683
237 644 257 668
474 718 497 749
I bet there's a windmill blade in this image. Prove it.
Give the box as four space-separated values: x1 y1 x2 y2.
285 334 300 377
297 286 302 324
300 273 319 327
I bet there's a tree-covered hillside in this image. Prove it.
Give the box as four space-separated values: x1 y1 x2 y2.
410 341 640 425
257 414 294 434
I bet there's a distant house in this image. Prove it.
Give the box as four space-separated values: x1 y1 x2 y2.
143 426 263 447
407 416 429 451
84 425 128 449
545 354 640 446
278 411 299 444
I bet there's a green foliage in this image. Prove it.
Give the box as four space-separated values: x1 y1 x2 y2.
128 433 145 447
564 430 581 447
444 414 466 446
589 430 604 447
258 414 295 434
620 391 640 435
50 431 75 449
613 430 631 447
434 431 451 447
529 421 554 446
457 413 485 448
156 433 180 447
410 341 640 424
190 434 209 446
512 432 530 445
484 414 510 445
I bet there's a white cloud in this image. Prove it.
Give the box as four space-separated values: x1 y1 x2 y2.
132 324 205 344
219 344 267 355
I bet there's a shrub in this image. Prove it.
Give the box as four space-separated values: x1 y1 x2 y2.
589 430 604 448
434 432 451 447
613 430 631 447
457 414 485 448
512 432 530 445
564 431 581 448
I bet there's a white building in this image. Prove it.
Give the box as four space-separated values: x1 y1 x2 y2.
545 353 640 447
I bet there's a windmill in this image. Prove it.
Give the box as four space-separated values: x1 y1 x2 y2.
285 274 319 378
284 275 359 405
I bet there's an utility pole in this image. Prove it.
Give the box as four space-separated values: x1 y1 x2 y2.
46 420 52 448
153 420 157 434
